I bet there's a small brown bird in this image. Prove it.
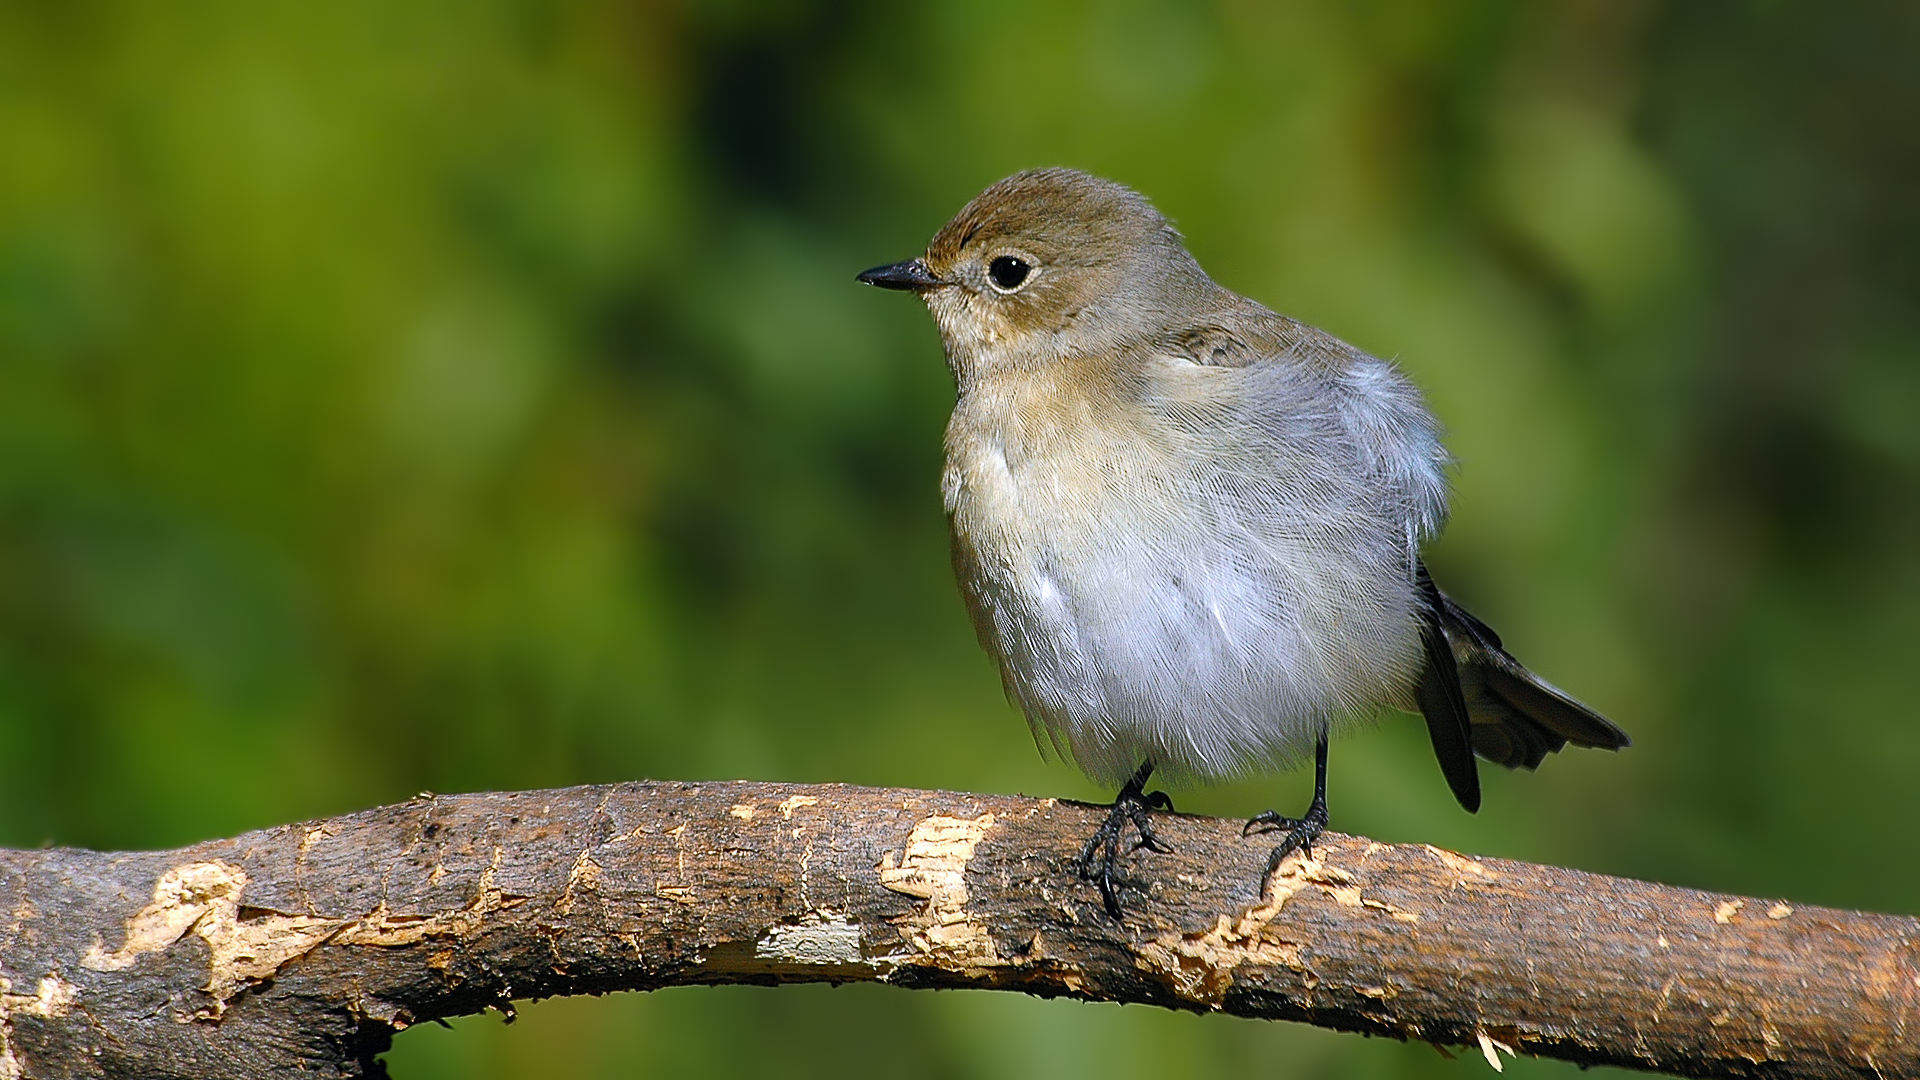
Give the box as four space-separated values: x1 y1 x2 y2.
859 169 1628 917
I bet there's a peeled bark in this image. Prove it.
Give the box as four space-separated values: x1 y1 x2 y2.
0 780 1913 1078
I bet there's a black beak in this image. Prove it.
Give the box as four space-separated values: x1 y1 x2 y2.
856 258 942 291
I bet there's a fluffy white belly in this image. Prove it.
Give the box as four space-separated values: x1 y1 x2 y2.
946 404 1425 789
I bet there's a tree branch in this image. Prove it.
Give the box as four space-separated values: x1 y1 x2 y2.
0 780 1912 1079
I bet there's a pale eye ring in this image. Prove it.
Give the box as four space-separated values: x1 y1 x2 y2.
987 255 1032 291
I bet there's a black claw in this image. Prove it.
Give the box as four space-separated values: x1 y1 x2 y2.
1130 833 1172 855
1243 809 1300 837
1073 761 1174 919
1248 730 1332 881
1258 798 1328 875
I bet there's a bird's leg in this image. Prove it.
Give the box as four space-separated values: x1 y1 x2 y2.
1074 760 1174 919
1244 729 1330 877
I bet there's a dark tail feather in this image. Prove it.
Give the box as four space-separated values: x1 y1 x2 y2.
1431 589 1632 770
1414 566 1481 812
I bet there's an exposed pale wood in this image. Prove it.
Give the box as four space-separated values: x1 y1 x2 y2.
1 781 1913 1078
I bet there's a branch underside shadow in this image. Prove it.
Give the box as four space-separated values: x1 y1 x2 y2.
1 781 1913 1078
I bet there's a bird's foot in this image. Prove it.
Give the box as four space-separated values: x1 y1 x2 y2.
1073 771 1174 920
1243 794 1328 877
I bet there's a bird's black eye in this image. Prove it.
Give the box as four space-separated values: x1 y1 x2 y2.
987 256 1031 291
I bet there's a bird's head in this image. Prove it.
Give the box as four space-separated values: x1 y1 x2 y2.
858 169 1214 383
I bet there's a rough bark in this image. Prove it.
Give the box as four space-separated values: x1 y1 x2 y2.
0 780 1913 1079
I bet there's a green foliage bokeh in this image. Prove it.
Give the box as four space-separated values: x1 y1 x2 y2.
3 2 1916 1077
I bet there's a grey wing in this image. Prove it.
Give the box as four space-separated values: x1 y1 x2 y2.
1180 316 1451 548
1276 324 1627 770
1314 336 1452 550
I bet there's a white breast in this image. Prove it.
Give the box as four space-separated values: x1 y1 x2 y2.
945 354 1439 788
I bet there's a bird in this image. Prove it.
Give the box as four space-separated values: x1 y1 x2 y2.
857 168 1629 918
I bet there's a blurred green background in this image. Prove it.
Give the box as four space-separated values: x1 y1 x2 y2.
3 1 1917 1077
